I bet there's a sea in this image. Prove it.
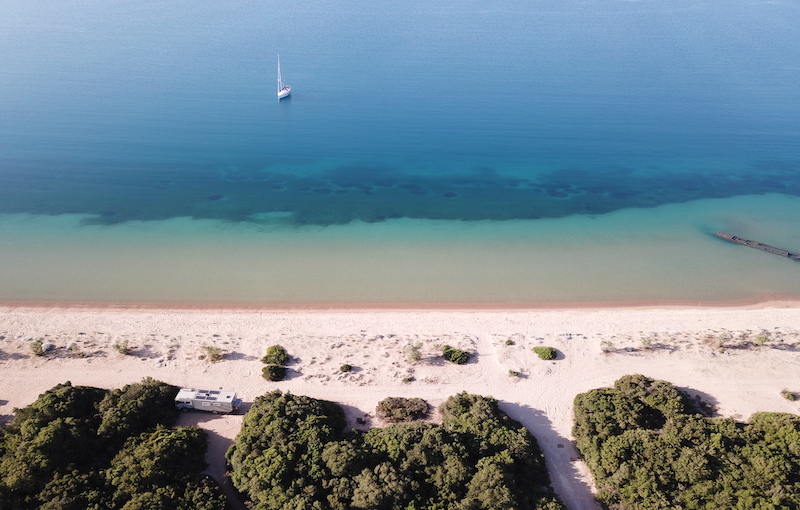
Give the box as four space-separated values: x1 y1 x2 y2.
1 0 799 307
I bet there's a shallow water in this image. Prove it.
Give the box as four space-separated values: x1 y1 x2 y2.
1 1 798 305
1 194 799 306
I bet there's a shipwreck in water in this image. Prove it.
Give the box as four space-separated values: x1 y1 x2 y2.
715 232 800 261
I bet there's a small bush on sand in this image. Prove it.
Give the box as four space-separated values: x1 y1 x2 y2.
406 341 423 362
533 346 557 360
442 345 470 364
262 364 287 382
600 340 616 353
31 339 44 356
340 364 352 373
113 339 132 355
376 397 429 422
69 343 85 358
781 389 797 401
261 345 289 365
202 345 225 363
508 369 520 377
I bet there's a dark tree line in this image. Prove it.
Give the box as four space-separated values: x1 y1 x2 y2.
0 378 225 510
226 390 564 510
573 374 800 509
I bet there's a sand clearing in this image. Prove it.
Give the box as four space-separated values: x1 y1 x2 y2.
1 304 800 510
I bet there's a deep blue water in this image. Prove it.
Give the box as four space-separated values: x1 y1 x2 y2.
1 0 799 305
2 0 798 226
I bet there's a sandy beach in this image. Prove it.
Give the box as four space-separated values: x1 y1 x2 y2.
1 304 799 510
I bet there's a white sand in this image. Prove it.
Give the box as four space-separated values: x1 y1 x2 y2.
1 304 800 510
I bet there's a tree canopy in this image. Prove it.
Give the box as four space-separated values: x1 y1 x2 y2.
573 374 800 509
0 379 225 509
226 390 564 510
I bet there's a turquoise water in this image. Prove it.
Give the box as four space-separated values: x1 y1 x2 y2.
1 0 799 305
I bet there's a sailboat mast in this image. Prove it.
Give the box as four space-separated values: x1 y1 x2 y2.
277 54 282 93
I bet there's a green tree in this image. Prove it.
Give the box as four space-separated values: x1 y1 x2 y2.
106 427 209 506
97 377 180 447
261 345 289 365
573 375 800 509
227 391 564 510
0 380 225 509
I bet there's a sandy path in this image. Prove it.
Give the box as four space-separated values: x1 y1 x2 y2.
2 305 800 510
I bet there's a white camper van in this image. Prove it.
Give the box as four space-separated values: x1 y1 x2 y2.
175 388 242 414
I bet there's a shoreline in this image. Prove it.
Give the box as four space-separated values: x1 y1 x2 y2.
2 296 800 312
2 304 799 510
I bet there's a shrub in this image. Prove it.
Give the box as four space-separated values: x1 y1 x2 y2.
509 369 520 377
226 391 564 509
262 365 287 382
69 343 85 358
261 345 289 366
340 364 352 373
442 345 470 364
202 345 225 363
781 389 797 401
533 346 557 360
31 339 44 356
505 339 515 346
113 339 132 355
573 375 800 510
406 341 423 362
376 397 429 422
0 379 224 509
97 377 181 445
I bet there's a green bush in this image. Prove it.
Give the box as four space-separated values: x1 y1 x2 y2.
262 364 287 381
573 374 800 509
0 379 225 509
31 339 44 356
226 391 564 509
376 397 429 422
261 345 289 365
533 346 557 360
781 389 797 401
406 341 423 362
113 339 133 355
442 345 470 364
97 377 181 446
339 364 352 373
201 345 225 363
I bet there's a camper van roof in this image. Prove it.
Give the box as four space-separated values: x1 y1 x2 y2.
176 388 237 403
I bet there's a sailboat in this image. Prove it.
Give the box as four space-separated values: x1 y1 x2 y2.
277 54 291 100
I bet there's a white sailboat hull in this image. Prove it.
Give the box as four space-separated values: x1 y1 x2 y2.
276 55 291 100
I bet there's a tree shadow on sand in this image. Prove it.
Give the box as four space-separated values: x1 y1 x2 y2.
498 401 601 510
338 403 374 432
224 351 258 362
677 386 721 417
175 410 248 510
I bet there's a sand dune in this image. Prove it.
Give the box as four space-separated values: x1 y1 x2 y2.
2 304 799 510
